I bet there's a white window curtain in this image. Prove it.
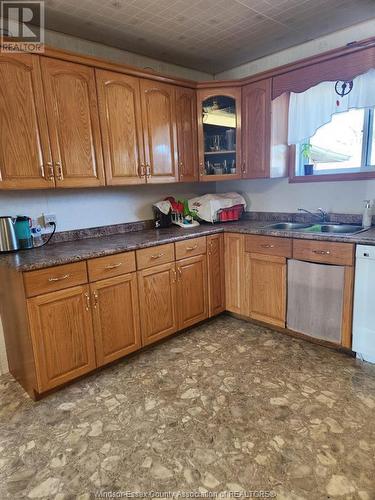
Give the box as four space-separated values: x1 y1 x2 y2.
287 68 375 145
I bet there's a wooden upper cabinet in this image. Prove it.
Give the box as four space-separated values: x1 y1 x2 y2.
176 87 198 182
140 80 178 183
197 87 242 181
207 234 225 317
242 79 271 179
96 69 146 185
40 57 105 188
0 53 53 189
91 273 141 367
27 285 96 392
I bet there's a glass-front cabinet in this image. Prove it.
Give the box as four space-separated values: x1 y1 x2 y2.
197 88 242 181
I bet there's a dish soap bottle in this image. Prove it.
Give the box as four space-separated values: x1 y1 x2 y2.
362 200 373 228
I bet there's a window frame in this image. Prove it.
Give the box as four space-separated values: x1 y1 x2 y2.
289 107 375 183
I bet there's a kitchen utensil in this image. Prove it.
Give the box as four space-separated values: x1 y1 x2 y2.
0 216 19 252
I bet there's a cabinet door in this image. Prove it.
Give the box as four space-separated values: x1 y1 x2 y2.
247 253 286 327
27 285 96 392
96 69 146 185
140 80 178 183
207 234 225 317
138 262 178 345
177 254 208 329
176 87 198 182
197 87 242 181
91 273 141 367
242 79 271 179
41 57 105 188
0 53 53 189
224 233 245 314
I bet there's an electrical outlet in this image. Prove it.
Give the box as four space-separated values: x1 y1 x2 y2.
43 213 57 226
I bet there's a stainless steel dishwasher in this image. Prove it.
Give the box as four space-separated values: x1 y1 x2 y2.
287 259 345 343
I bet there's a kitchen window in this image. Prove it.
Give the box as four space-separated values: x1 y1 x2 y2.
295 107 375 177
287 68 375 182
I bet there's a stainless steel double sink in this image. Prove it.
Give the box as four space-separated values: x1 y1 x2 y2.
263 222 368 235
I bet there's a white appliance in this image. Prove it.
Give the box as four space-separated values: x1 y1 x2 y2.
352 245 375 363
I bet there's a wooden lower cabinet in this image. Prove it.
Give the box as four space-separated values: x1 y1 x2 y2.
138 262 178 346
224 233 246 314
90 273 141 367
27 285 96 392
207 234 225 317
245 252 287 327
176 254 208 329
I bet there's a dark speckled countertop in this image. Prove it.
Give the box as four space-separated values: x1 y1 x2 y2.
2 220 375 272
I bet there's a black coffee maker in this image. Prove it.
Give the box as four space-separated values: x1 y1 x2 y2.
153 206 172 229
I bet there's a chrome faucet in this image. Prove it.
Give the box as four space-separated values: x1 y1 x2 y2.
297 208 329 223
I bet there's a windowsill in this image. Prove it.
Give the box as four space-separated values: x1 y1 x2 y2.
290 169 375 183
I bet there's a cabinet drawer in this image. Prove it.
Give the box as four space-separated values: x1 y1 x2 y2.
24 262 88 297
293 239 354 266
245 235 292 258
88 251 136 281
175 236 206 260
136 243 175 270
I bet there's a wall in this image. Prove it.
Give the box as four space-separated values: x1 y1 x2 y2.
0 183 213 232
215 19 375 80
21 27 213 81
216 177 375 214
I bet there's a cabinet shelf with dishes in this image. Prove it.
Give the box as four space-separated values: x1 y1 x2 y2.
197 88 242 181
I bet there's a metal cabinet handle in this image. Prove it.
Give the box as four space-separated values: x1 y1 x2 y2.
186 245 198 251
45 162 54 180
48 273 70 282
312 249 331 255
171 268 177 284
146 164 151 178
177 267 182 280
92 290 98 308
84 292 91 311
139 163 146 179
242 161 246 174
55 161 63 180
151 253 164 259
260 244 275 249
105 262 122 270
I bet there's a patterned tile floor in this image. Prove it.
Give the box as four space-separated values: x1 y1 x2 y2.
0 315 374 499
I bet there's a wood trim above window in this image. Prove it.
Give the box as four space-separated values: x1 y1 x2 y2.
272 45 375 99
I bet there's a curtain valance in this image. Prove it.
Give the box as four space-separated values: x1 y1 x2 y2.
287 68 375 145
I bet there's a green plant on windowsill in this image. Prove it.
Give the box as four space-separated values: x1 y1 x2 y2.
301 143 314 175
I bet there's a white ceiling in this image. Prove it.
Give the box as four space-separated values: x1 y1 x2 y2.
42 0 375 73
